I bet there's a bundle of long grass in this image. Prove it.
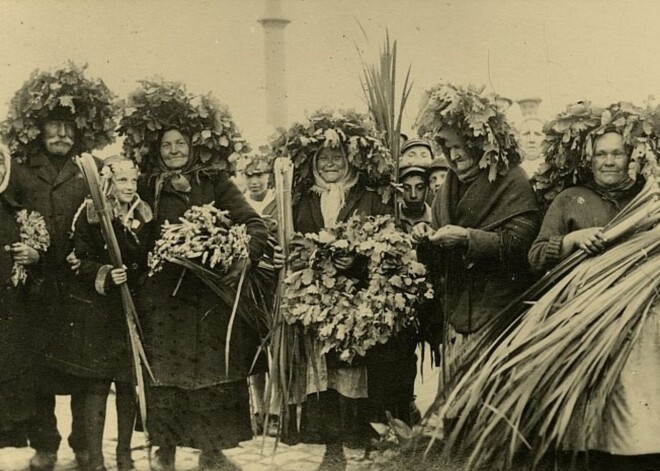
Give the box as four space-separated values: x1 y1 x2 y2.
358 30 413 221
430 176 660 469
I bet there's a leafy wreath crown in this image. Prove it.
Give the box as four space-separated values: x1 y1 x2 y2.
415 83 522 181
0 62 117 163
117 78 250 176
269 108 393 205
533 101 660 206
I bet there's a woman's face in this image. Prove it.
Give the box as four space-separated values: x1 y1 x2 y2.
316 146 348 183
591 132 629 188
442 129 477 177
112 167 139 204
160 129 190 170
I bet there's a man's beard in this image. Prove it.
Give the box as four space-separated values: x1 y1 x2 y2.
402 200 426 218
45 139 74 156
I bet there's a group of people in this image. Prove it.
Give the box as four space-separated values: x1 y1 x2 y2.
0 64 657 471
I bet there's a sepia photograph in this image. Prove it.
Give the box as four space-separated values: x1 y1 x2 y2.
0 1 658 470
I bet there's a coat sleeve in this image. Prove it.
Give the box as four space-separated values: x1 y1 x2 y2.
527 196 569 275
72 206 113 295
465 211 540 273
213 175 269 263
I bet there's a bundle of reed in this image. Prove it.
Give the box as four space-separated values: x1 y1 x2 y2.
358 30 413 221
262 156 306 445
429 176 660 469
76 154 154 443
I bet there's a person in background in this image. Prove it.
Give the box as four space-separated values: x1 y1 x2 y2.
398 155 432 233
1 63 117 471
427 156 449 198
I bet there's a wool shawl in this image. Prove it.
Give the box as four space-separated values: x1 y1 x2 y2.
431 165 540 334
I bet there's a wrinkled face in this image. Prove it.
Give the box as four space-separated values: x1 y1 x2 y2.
591 132 629 188
42 120 75 156
519 119 544 161
429 168 447 193
160 129 190 170
401 145 433 161
402 174 428 205
246 172 270 200
316 146 348 183
442 129 477 176
112 167 139 204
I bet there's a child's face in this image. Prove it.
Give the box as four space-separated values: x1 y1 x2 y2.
112 168 139 204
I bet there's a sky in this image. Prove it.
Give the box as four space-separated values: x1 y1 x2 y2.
1 0 660 156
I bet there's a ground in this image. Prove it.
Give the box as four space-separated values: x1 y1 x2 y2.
0 351 438 471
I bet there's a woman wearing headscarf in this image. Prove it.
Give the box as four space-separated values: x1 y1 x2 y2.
529 102 660 471
412 84 540 390
272 109 420 471
118 80 268 471
0 144 36 449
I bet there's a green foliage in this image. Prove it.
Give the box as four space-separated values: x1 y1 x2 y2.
0 62 117 163
415 83 521 181
117 78 249 176
269 109 394 205
533 101 660 207
281 214 433 364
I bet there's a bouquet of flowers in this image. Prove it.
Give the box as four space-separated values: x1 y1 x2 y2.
282 214 433 363
148 203 250 276
6 209 50 286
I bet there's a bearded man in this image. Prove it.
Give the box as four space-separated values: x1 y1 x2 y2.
1 64 116 471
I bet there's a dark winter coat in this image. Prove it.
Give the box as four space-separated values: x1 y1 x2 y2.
0 194 31 380
8 152 95 365
137 172 269 389
47 200 153 382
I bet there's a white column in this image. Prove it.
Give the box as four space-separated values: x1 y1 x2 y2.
259 0 290 129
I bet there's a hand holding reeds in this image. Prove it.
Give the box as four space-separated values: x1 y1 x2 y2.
562 227 606 255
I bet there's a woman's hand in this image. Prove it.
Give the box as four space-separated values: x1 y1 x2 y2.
564 227 606 255
428 225 469 247
411 222 433 241
225 257 252 285
9 243 40 265
272 245 285 270
110 267 128 286
67 251 81 272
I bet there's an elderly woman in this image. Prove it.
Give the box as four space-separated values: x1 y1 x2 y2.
0 145 36 448
274 110 417 471
119 81 268 471
413 84 540 389
529 109 660 470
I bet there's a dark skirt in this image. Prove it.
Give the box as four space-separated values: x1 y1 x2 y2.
282 389 376 449
0 369 35 447
147 380 253 451
282 340 418 449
